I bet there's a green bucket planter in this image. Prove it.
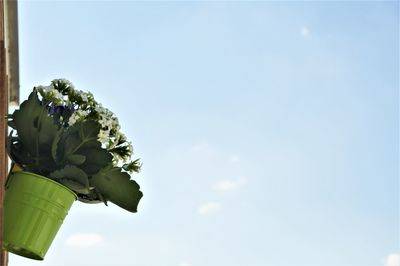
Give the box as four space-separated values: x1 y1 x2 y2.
3 171 77 260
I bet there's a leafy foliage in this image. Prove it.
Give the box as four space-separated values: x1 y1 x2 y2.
91 166 143 212
7 83 143 213
8 91 59 174
50 165 90 194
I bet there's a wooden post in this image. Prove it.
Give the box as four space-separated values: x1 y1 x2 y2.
0 0 8 265
5 0 18 106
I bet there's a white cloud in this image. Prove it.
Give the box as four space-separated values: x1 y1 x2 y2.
300 26 310 37
179 263 191 266
66 233 104 248
197 202 222 215
386 254 400 266
212 177 247 192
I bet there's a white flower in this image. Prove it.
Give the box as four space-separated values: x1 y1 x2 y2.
95 103 106 114
81 93 88 102
98 115 113 129
111 118 120 131
76 109 89 118
68 114 78 126
127 142 133 153
36 85 46 91
75 90 89 102
97 129 110 144
49 88 63 100
37 85 52 92
59 79 74 88
118 132 127 143
67 110 89 126
35 79 137 167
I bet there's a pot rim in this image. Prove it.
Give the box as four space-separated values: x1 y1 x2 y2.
10 171 78 200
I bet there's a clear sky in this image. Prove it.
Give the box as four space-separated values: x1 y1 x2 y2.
9 1 399 266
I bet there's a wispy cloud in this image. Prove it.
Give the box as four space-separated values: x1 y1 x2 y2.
386 254 400 266
179 263 191 266
66 233 104 248
197 202 222 215
212 177 247 192
300 26 310 37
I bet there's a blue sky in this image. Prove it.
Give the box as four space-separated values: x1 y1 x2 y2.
9 1 399 266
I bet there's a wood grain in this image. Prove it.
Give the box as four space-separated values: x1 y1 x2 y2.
0 0 8 265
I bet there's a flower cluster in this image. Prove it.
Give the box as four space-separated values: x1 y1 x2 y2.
37 79 140 173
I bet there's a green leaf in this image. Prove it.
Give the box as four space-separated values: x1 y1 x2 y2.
77 189 103 204
122 158 142 173
50 165 90 194
78 146 112 175
12 91 59 156
10 90 60 175
91 167 143 213
7 131 35 166
58 179 89 194
58 120 100 159
67 154 86 165
63 133 81 156
79 120 100 141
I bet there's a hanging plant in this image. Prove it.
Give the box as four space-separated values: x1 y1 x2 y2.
7 79 143 211
4 79 143 260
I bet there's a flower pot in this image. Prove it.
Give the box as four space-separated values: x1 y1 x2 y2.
3 171 77 260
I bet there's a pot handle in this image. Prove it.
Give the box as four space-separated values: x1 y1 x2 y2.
5 162 23 189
